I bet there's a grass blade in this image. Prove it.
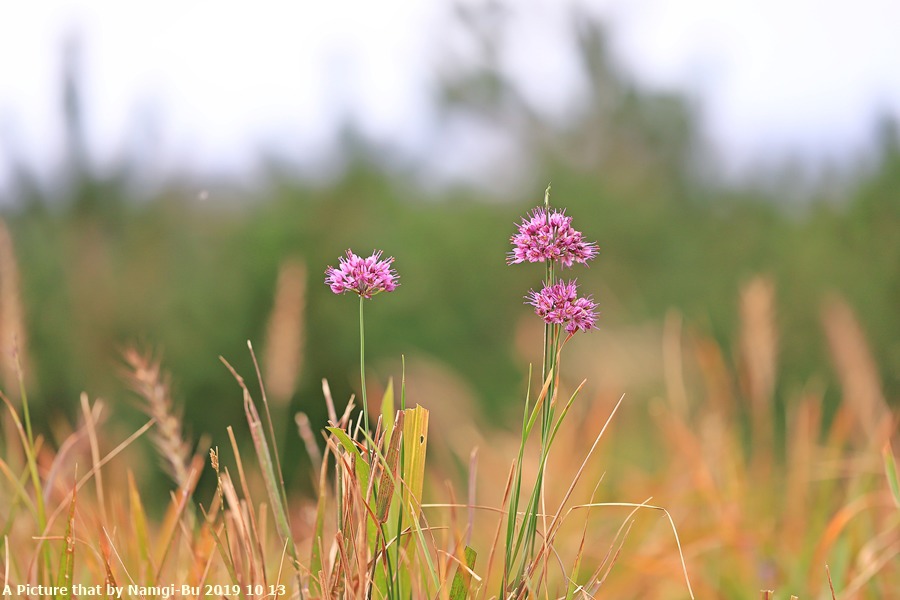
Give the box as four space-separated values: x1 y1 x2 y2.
381 377 395 449
883 441 900 509
326 426 371 492
571 501 694 600
222 355 300 590
55 482 76 600
0 388 51 578
127 470 154 579
376 411 405 523
449 546 477 600
154 462 201 582
398 405 437 592
308 448 330 598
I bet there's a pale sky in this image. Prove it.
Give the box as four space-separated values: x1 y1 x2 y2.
1 0 899 191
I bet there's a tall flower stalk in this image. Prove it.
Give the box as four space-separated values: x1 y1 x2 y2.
325 249 398 460
508 187 598 435
503 187 598 595
358 295 367 443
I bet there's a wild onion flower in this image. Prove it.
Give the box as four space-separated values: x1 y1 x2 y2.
527 280 598 334
325 248 398 465
325 249 398 299
508 208 598 268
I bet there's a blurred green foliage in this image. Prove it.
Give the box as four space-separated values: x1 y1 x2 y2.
1 15 898 459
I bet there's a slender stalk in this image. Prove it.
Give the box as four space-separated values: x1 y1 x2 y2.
524 187 560 589
393 356 406 600
536 189 558 567
360 295 371 463
541 185 557 447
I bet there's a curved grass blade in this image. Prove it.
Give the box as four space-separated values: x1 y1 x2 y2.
327 426 371 492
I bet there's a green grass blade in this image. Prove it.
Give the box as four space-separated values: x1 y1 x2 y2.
55 485 76 600
326 426 371 491
0 458 39 526
406 498 441 594
127 470 154 579
221 355 300 590
564 532 585 600
883 441 900 509
524 366 555 440
449 546 477 600
503 365 533 591
206 522 241 587
381 378 395 449
245 396 299 575
0 389 51 579
400 356 406 411
546 380 586 451
309 452 330 598
247 341 293 547
395 356 407 600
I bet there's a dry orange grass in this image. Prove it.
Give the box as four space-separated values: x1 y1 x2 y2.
431 278 898 598
1 269 898 599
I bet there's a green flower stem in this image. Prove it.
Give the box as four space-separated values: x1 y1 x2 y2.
360 295 371 463
523 186 561 583
542 185 557 445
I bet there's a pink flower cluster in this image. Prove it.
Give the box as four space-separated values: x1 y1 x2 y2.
509 204 599 333
508 208 598 268
325 249 398 299
527 280 597 334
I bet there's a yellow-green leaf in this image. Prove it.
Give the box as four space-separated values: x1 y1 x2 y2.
401 405 429 516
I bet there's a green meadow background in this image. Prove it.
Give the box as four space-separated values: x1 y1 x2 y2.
4 24 898 439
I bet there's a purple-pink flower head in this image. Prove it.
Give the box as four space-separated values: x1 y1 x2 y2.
325 249 398 299
527 280 598 334
508 208 598 268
